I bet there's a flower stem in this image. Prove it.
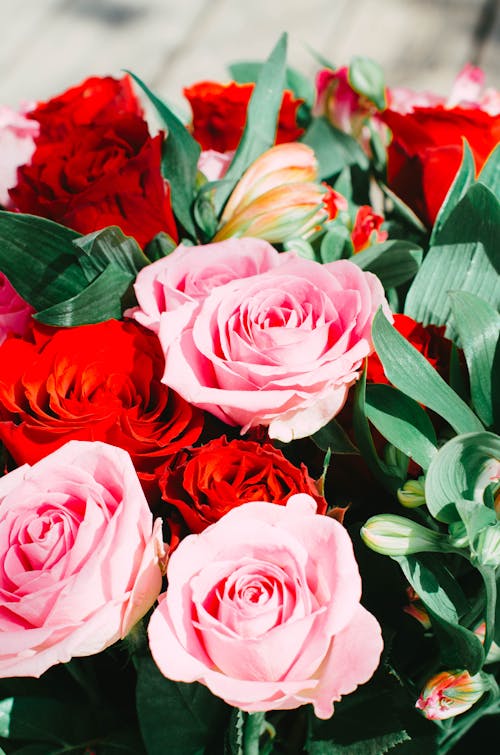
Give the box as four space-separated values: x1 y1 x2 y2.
243 712 266 755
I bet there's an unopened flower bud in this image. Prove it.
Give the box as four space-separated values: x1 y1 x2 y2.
214 143 329 243
361 514 448 556
416 670 488 720
397 477 426 508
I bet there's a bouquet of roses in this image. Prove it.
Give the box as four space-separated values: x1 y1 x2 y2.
0 32 498 755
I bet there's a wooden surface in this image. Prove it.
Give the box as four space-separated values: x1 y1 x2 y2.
0 0 498 110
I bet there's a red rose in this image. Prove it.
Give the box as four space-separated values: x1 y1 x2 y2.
183 80 304 152
29 75 142 141
366 314 452 384
382 69 500 226
9 77 177 248
0 320 203 483
159 435 327 535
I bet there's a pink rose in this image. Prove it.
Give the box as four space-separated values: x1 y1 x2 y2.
0 105 39 207
0 440 164 678
0 272 34 345
154 244 389 440
128 237 285 334
148 494 383 719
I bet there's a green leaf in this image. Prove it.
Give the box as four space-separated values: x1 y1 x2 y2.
307 731 410 754
430 140 475 246
136 653 230 755
35 264 134 326
0 212 84 310
311 418 359 454
319 223 352 262
333 167 353 200
371 309 483 435
395 555 484 673
145 231 178 262
225 708 244 755
450 291 500 427
365 384 437 470
308 664 420 754
405 183 500 335
73 226 149 278
0 696 98 744
478 142 500 200
283 237 317 261
353 369 404 492
352 240 422 288
301 117 369 179
425 431 500 523
193 182 219 240
228 61 315 107
126 71 199 238
214 34 288 215
455 498 497 549
348 56 386 109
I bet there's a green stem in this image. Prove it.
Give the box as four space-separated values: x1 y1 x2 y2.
243 712 266 755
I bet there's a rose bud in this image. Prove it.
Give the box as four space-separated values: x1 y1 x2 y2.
416 670 489 720
361 514 449 556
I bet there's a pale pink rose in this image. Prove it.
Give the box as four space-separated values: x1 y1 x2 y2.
158 248 391 441
198 149 234 181
127 237 285 333
148 494 383 719
0 105 39 207
0 272 34 344
0 440 165 678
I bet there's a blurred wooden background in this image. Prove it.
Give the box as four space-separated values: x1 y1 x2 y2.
1 0 498 110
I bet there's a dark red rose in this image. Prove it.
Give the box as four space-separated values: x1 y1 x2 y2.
29 75 142 141
9 77 177 248
381 105 500 227
0 320 203 483
183 80 305 152
159 435 327 535
367 314 452 384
